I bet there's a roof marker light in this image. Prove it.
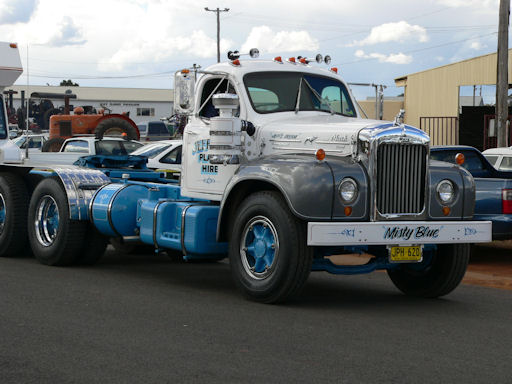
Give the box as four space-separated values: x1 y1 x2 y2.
9 43 17 48
274 56 283 63
231 59 241 66
330 67 338 73
288 57 296 63
299 58 307 64
181 69 190 74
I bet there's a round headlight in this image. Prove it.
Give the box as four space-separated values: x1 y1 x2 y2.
437 180 455 204
339 178 358 203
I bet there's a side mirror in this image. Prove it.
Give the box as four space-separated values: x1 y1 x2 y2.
173 70 195 115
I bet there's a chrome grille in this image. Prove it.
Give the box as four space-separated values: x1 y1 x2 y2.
376 143 426 215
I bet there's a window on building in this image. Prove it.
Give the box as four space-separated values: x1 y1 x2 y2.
137 108 155 116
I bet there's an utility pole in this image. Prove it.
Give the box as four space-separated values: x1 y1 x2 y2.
204 7 230 63
496 0 510 147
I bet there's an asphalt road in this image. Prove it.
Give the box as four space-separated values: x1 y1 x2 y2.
1 248 511 384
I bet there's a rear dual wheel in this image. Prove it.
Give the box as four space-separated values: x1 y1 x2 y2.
28 178 107 266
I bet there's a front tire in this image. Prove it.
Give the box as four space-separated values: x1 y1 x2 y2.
28 178 88 266
387 243 470 298
228 191 313 303
95 118 138 140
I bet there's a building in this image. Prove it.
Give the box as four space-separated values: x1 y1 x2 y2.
5 85 174 124
395 49 512 146
358 96 404 122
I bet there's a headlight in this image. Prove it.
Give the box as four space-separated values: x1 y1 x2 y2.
437 180 455 204
339 178 358 203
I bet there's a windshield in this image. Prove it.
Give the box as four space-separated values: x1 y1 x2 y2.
244 71 356 116
0 95 7 139
95 140 143 155
132 143 172 158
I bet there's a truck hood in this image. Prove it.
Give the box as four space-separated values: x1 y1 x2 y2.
258 114 394 157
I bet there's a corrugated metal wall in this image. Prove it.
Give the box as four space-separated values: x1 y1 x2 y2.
396 50 512 144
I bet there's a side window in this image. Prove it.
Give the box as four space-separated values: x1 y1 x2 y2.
62 140 88 153
499 156 512 171
199 78 237 118
484 155 499 167
160 146 182 164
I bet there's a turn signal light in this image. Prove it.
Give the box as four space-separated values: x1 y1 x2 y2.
9 43 17 48
181 69 190 74
316 148 326 161
455 153 465 165
442 206 451 216
502 189 512 214
344 206 352 216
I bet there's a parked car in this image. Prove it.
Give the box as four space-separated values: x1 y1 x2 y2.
430 145 512 239
11 133 49 153
482 146 512 171
131 139 182 176
137 121 172 141
60 136 143 155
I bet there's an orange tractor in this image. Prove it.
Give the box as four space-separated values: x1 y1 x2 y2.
40 93 140 152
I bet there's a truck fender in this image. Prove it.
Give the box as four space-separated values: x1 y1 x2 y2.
30 166 110 221
216 154 335 242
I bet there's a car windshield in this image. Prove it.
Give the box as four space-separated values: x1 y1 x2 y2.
132 143 172 158
244 71 356 116
95 140 143 155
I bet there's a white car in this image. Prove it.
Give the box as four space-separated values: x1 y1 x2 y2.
59 137 143 155
11 133 49 153
131 139 182 175
482 147 512 171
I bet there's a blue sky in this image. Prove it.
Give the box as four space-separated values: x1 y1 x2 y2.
0 0 505 99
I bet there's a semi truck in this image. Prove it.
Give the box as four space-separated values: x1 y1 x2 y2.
0 42 491 303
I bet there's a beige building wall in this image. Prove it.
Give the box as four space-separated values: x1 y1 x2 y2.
395 50 512 144
357 100 404 121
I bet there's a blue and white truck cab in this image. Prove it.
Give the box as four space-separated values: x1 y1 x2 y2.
0 43 491 303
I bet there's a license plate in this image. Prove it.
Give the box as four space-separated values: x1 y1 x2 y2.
389 246 422 263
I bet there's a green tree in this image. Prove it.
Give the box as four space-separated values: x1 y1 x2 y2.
59 79 79 86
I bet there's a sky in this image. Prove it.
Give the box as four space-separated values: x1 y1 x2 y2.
0 0 506 100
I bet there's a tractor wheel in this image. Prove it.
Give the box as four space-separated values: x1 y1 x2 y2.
95 118 138 140
43 108 60 131
42 138 65 152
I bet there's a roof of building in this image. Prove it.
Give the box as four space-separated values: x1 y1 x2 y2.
7 85 173 102
395 49 512 85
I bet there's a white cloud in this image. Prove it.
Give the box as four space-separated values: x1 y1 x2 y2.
99 30 233 71
355 50 412 64
470 41 486 50
47 17 86 47
436 0 498 8
241 26 319 54
352 21 428 46
0 0 38 24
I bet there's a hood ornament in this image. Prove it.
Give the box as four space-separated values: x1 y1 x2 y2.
394 109 405 126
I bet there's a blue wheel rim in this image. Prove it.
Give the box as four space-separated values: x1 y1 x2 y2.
0 194 5 235
35 195 60 247
240 216 279 279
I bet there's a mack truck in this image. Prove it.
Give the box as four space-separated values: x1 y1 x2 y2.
0 42 491 303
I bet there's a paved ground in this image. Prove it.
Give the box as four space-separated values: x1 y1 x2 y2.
1 246 511 384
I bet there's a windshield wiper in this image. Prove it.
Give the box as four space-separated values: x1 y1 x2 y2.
303 78 335 115
294 77 302 114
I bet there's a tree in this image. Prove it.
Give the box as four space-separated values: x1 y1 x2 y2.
59 79 79 86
